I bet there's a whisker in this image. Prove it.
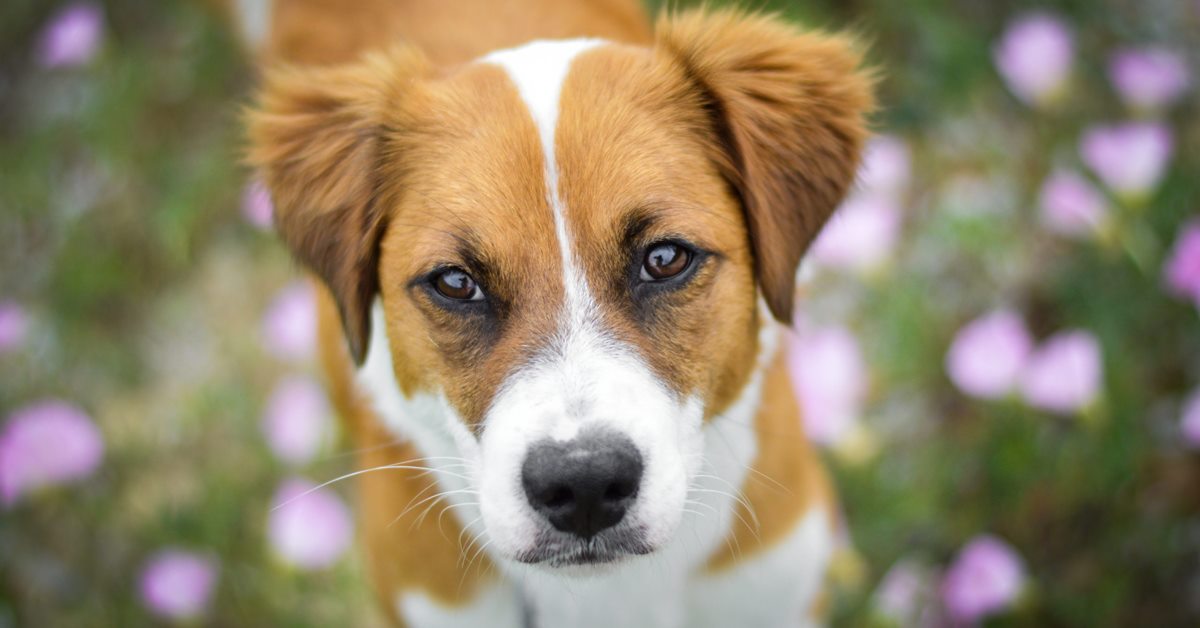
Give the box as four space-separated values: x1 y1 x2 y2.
272 462 471 511
413 488 478 529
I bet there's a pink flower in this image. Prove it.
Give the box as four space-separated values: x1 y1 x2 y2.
262 377 333 466
945 310 1033 400
241 179 274 229
942 535 1025 622
1181 389 1200 448
810 195 902 274
1163 220 1200 306
1080 122 1173 198
261 282 316 361
139 550 218 620
37 3 104 68
786 325 867 446
0 301 30 354
993 13 1073 107
1038 170 1108 238
1109 48 1191 111
859 135 911 199
1020 330 1103 414
875 560 934 624
0 400 104 505
268 478 353 569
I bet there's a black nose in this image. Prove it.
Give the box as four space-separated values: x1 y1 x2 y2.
521 431 643 539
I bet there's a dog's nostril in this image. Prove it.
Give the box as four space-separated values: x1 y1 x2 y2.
521 430 644 539
604 479 636 502
543 486 573 509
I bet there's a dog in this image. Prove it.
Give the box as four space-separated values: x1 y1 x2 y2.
240 1 872 626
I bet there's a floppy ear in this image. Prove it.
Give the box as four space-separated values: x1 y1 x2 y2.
246 47 428 365
656 10 875 323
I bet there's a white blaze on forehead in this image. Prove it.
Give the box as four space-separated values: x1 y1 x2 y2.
484 39 603 324
476 40 706 562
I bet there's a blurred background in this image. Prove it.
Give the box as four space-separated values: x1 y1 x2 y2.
0 0 1197 625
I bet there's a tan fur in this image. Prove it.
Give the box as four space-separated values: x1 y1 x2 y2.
246 2 872 622
266 0 650 66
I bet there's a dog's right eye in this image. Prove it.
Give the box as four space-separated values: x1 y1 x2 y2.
432 268 484 302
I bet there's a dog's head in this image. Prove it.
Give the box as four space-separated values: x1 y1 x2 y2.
248 10 871 569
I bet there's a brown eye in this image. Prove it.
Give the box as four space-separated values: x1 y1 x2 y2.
433 268 483 301
640 242 692 281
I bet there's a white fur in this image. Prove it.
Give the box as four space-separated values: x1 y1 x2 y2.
397 581 524 628
686 508 834 628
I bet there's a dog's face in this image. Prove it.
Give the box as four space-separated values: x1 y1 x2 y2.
250 11 871 569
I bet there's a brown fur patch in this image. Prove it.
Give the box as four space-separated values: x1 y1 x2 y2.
247 46 431 364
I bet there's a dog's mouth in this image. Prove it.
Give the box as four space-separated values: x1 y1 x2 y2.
515 528 655 568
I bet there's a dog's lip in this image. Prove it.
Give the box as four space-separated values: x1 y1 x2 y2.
515 532 655 567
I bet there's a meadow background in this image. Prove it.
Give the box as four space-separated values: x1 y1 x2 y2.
1 0 1197 625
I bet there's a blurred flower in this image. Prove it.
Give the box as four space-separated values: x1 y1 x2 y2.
859 135 911 199
833 423 881 465
1109 48 1191 111
0 300 30 354
1163 220 1200 306
37 2 104 68
874 559 933 625
268 477 353 569
945 310 1033 400
139 550 218 621
993 13 1073 107
827 542 869 590
1080 122 1173 199
1020 330 1103 415
810 195 902 274
786 325 867 447
942 535 1025 622
0 400 104 505
261 282 316 361
241 179 274 229
1038 170 1109 239
263 376 333 466
1181 389 1200 448
938 173 1015 218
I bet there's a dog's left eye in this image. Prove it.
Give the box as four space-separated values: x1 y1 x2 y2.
640 242 692 281
432 268 484 301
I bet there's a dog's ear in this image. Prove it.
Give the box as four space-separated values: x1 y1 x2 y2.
246 47 428 365
656 10 874 323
